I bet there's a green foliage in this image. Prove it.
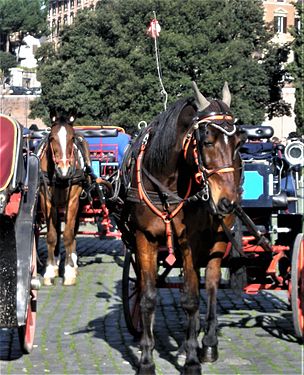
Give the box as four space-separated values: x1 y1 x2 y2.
263 43 292 119
287 1 304 135
33 0 290 133
0 51 16 77
0 0 48 51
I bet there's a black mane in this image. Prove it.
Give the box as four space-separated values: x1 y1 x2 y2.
133 97 195 174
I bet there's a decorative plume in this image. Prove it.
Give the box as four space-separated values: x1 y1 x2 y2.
191 81 210 111
222 81 231 107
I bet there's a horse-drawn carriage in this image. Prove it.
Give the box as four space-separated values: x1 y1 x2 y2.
0 114 40 353
119 127 303 341
28 119 129 285
112 82 303 373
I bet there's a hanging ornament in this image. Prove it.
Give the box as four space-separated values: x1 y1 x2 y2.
147 18 161 39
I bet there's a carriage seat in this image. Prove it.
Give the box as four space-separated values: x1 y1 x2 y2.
239 125 274 140
240 141 274 160
0 115 25 193
239 125 275 161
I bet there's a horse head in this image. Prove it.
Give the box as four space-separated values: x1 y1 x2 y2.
49 112 76 179
190 81 246 217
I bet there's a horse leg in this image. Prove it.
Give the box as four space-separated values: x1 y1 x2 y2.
53 212 61 273
62 187 81 286
136 230 158 375
179 236 201 375
43 207 59 286
200 255 222 363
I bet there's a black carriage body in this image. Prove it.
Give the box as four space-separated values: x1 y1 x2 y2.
231 127 303 296
0 116 40 335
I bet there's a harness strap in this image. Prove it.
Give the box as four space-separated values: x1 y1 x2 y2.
182 125 235 185
136 140 192 266
142 166 184 204
233 203 272 252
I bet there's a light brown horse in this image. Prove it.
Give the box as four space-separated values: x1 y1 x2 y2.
38 113 92 286
117 82 245 374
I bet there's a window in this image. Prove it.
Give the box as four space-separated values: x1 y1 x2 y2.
52 19 56 35
57 17 61 33
295 17 301 31
274 15 287 33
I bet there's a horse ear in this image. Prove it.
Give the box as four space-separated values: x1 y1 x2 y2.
222 82 231 107
49 108 58 125
192 81 210 111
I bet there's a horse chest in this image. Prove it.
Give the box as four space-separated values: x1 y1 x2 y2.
51 187 71 207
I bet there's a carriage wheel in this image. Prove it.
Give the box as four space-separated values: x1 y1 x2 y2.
122 247 142 338
18 238 38 353
291 233 304 341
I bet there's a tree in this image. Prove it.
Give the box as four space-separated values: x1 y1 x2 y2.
32 0 291 133
0 0 48 53
0 51 17 76
288 1 304 135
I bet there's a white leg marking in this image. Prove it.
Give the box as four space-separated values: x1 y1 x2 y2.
44 264 56 278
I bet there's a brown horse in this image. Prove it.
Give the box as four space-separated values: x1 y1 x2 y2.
117 82 245 374
38 113 93 286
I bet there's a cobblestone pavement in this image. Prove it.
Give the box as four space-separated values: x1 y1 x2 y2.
0 235 303 375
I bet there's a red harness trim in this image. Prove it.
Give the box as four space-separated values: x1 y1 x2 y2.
199 114 234 123
50 142 74 165
136 141 192 265
136 123 235 265
182 128 235 184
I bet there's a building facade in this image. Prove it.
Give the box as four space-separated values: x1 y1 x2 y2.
48 0 100 42
262 0 301 138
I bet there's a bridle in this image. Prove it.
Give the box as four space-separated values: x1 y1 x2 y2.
49 127 77 180
182 111 238 201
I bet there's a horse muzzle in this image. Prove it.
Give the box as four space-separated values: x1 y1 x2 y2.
210 197 235 217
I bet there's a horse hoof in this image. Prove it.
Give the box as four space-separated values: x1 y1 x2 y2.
137 363 156 375
183 362 201 375
63 277 77 286
199 345 218 363
43 277 55 286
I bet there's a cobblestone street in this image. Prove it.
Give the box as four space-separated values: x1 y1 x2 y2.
0 237 303 375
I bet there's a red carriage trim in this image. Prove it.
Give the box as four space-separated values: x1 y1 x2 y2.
0 115 18 191
4 192 21 216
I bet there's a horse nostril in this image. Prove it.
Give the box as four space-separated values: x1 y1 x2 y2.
218 198 233 214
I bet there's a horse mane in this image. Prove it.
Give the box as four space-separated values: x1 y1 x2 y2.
131 97 230 176
133 97 195 174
